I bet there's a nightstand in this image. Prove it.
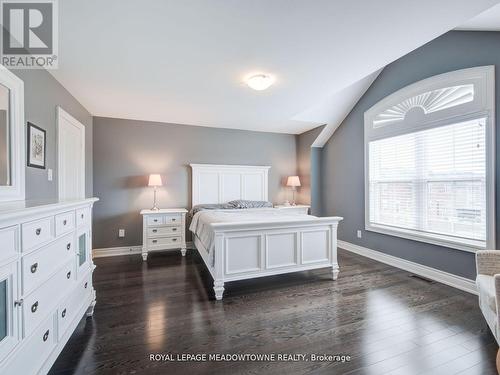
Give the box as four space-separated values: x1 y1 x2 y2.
140 208 188 260
274 204 310 215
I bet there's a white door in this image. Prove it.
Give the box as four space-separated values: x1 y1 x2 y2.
57 107 85 200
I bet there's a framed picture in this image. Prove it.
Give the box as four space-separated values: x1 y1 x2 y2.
27 122 46 169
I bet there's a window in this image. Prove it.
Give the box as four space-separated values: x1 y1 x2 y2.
364 67 495 252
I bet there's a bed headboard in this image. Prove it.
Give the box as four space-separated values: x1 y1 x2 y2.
190 164 271 206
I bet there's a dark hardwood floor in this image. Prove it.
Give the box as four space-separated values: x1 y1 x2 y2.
49 249 497 375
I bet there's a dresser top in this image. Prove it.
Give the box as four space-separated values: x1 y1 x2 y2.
140 208 188 215
0 197 98 219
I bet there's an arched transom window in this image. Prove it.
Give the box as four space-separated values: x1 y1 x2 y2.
364 66 495 252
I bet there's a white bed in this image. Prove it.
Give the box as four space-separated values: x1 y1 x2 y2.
190 164 343 300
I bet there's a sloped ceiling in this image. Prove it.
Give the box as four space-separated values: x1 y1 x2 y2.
457 3 500 31
51 0 500 134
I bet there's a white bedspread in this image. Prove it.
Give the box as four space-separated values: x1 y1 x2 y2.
189 208 317 266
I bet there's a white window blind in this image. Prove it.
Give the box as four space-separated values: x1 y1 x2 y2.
364 66 494 251
368 118 486 247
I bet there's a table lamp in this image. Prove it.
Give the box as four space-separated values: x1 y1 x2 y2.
148 174 163 210
286 176 301 206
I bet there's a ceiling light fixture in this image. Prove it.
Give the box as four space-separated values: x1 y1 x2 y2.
246 74 275 91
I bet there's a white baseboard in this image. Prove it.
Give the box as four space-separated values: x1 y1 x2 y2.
92 246 142 258
92 242 195 259
337 240 477 295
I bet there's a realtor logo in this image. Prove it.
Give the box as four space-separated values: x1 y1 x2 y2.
0 0 58 69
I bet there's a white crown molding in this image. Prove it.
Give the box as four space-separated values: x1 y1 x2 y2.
338 240 477 295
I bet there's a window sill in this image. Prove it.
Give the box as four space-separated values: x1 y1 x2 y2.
365 223 486 253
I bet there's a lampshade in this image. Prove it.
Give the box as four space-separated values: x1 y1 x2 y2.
286 176 301 187
148 174 163 187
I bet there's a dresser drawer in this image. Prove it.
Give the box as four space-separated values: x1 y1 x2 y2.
4 314 57 375
0 225 18 262
148 236 182 248
57 271 92 340
22 216 55 253
76 206 90 228
148 226 181 237
22 234 75 295
55 211 75 236
23 260 75 337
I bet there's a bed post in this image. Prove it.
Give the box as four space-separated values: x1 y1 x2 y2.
330 222 340 280
213 232 225 300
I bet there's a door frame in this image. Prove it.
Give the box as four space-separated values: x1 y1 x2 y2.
57 106 85 200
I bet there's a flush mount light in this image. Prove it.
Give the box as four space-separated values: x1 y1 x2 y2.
246 74 275 91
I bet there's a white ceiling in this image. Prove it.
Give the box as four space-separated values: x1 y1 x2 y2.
52 0 500 134
457 3 500 31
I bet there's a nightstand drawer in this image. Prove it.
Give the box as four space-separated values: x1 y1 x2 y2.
148 236 182 248
164 214 181 225
148 226 181 237
146 216 164 226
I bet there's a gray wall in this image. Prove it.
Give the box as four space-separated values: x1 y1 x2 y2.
322 31 500 280
296 125 323 205
310 147 323 217
93 117 297 249
296 125 324 215
11 69 93 200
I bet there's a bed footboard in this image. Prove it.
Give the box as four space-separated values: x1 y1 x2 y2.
209 217 342 300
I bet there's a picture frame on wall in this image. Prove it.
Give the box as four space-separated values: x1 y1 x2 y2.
27 122 46 169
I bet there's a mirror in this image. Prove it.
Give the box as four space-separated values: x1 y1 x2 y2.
0 65 25 202
0 84 9 186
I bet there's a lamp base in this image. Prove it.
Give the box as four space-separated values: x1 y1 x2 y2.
150 206 160 211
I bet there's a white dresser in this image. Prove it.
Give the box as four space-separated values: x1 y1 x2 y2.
0 198 98 375
141 208 187 260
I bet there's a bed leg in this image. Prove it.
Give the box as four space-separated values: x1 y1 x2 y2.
214 280 225 300
332 264 340 280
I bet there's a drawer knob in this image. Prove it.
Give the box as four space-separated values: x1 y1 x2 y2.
172 238 177 242
172 218 176 222
152 240 157 243
154 219 158 222
63 219 67 226
81 214 84 219
172 228 177 231
67 243 71 250
30 263 38 273
62 308 66 318
14 299 23 307
84 282 88 289
152 229 157 233
66 271 71 279
43 330 49 342
31 301 39 313
35 228 42 235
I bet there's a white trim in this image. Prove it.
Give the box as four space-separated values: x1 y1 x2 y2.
57 106 86 200
364 66 495 252
0 65 24 202
93 242 195 258
92 246 142 258
338 240 477 295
